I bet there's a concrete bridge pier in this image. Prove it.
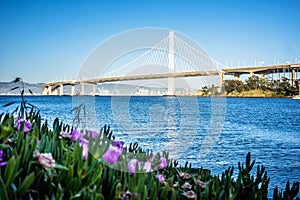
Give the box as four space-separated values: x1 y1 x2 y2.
71 85 75 96
234 73 240 81
167 31 175 95
42 86 49 95
219 72 224 87
42 85 58 95
59 84 64 96
81 83 85 95
52 87 58 95
93 84 97 96
292 69 296 86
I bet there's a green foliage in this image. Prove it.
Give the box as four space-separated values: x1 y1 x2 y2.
223 76 300 97
273 181 300 200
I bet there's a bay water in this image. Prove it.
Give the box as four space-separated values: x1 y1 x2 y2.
1 95 299 195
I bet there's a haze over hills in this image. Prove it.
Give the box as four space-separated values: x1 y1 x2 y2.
0 81 193 96
0 81 44 95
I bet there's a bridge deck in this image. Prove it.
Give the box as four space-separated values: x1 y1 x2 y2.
43 63 300 92
223 64 300 74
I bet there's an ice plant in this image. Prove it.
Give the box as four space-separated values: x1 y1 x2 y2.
182 182 192 190
33 151 55 169
179 172 191 179
80 139 89 159
158 156 167 169
184 190 197 200
128 159 139 174
0 150 7 167
14 116 31 132
151 153 156 161
113 140 124 150
156 174 165 182
71 130 83 141
102 145 123 164
195 179 207 189
87 130 99 138
143 161 152 173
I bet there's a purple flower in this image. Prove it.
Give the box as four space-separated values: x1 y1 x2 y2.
33 151 55 169
184 190 196 200
0 161 7 167
143 161 152 173
71 130 83 141
158 157 167 169
151 153 156 160
182 182 192 190
179 172 191 179
156 174 165 182
128 159 139 174
195 179 207 189
0 150 7 167
80 139 89 159
0 150 4 159
14 116 31 132
113 140 124 150
102 145 122 164
87 130 98 138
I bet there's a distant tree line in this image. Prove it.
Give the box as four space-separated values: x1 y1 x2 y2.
223 75 300 97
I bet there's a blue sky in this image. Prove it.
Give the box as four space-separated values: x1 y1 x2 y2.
0 0 299 83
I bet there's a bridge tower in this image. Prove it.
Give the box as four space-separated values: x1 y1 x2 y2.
167 31 175 95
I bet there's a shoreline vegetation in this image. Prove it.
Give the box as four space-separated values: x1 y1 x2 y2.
0 78 299 199
196 75 300 98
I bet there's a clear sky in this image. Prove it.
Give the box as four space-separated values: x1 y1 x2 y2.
0 0 299 83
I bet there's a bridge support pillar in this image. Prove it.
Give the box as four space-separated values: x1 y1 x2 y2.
234 74 240 81
260 74 265 80
81 83 85 95
42 86 49 95
49 87 58 95
250 71 254 77
219 72 224 87
93 84 97 96
59 84 64 96
168 31 175 95
292 69 296 86
71 85 75 96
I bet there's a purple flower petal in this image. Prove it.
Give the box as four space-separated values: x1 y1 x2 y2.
156 174 165 182
87 130 99 138
158 157 167 169
102 145 122 164
0 150 3 161
151 153 156 160
24 121 31 132
82 143 89 159
33 151 55 169
14 116 31 132
113 141 125 150
80 139 89 159
128 159 139 174
143 161 152 173
71 130 83 141
0 161 7 167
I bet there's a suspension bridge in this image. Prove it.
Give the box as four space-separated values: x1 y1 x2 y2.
42 31 300 96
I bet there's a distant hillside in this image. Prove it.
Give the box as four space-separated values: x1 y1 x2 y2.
0 81 44 95
0 82 171 96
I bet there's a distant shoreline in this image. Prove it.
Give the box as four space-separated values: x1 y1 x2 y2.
0 94 296 98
